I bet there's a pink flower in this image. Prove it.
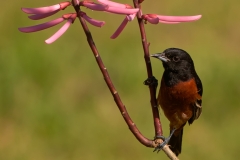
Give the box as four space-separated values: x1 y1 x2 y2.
110 12 137 39
18 17 65 33
28 10 60 20
81 1 139 15
19 13 77 44
80 12 105 27
45 15 76 44
144 14 202 24
22 1 71 20
110 17 129 39
105 7 138 15
81 2 108 11
156 14 202 22
111 13 202 38
19 0 202 42
94 0 138 39
19 1 110 44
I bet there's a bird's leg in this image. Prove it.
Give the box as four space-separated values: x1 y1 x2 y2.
153 128 176 153
144 76 158 88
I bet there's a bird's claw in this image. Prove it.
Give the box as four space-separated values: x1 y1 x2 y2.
153 136 167 153
144 76 158 88
153 128 177 153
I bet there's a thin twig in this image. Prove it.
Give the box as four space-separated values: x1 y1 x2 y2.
133 0 179 159
133 0 162 138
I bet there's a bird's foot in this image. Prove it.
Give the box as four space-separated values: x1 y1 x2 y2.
153 128 176 153
144 76 158 88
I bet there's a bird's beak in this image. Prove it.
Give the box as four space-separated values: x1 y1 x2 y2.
151 53 170 62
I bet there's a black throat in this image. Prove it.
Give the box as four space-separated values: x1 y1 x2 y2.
162 68 195 87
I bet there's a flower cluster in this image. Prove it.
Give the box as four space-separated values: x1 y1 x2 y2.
19 0 201 44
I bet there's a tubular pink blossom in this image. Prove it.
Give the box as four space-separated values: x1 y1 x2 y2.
45 19 72 44
21 4 61 14
81 14 105 27
97 0 127 8
28 10 59 20
156 15 202 22
106 7 139 15
21 2 71 14
110 17 128 39
18 18 64 33
82 2 108 11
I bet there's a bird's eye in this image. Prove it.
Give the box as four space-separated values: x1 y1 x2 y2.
173 56 180 62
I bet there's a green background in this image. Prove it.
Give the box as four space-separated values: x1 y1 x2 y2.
1 0 240 159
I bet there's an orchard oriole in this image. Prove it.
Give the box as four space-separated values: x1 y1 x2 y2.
150 48 203 156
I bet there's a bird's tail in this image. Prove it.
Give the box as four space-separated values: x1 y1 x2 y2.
168 129 183 156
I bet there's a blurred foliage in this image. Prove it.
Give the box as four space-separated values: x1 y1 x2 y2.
1 0 240 159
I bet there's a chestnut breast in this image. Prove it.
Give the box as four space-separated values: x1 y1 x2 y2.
158 78 201 128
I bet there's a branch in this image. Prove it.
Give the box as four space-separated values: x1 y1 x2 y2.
71 0 179 159
133 0 162 137
72 0 153 147
133 0 179 159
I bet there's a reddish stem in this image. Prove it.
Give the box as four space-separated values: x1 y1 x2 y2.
71 0 155 147
133 0 163 137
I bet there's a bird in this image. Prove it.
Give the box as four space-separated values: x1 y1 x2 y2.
151 48 203 156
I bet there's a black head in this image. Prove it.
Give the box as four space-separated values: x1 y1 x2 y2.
151 48 195 72
151 48 199 86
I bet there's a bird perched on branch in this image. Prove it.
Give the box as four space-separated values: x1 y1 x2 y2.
148 48 203 156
